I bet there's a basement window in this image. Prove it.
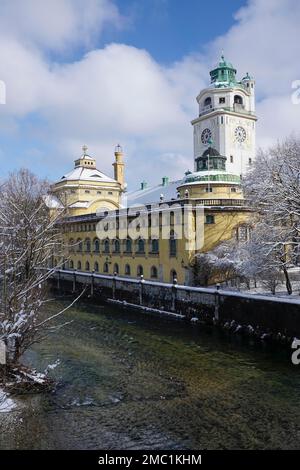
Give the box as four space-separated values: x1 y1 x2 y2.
205 215 215 224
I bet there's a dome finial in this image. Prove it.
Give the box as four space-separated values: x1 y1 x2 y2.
82 144 88 156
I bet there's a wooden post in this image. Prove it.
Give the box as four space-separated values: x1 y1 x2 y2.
171 277 178 311
91 271 94 297
72 270 76 293
57 269 60 290
112 272 117 300
139 275 144 305
214 283 220 321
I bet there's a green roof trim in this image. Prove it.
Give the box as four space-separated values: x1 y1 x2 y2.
184 173 241 184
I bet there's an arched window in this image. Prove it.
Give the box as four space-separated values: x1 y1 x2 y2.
169 230 177 256
137 265 143 277
77 260 82 270
103 262 109 273
125 238 132 253
151 266 158 278
94 238 100 253
69 259 74 269
114 239 120 253
234 95 243 105
69 239 74 252
113 263 119 274
151 239 159 253
77 238 82 252
125 264 131 275
94 261 99 272
104 239 110 253
137 238 145 253
85 238 91 253
85 261 90 271
204 96 212 107
170 269 177 282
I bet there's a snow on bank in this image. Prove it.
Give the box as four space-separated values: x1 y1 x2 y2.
0 389 16 413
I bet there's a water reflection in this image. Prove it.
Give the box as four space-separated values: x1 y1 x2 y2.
0 301 300 449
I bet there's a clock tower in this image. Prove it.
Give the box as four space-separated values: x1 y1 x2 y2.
191 56 257 176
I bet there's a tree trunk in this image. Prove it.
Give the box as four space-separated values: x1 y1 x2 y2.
282 266 292 295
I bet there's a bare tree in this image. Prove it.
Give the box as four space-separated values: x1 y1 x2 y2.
0 169 72 389
243 136 300 294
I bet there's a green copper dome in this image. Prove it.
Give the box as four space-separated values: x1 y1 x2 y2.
210 55 237 88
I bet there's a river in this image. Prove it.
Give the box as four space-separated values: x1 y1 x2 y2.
0 300 300 450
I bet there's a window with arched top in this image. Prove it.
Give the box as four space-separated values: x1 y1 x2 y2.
151 239 159 253
137 238 145 253
234 95 243 105
77 239 82 252
137 265 143 277
94 238 100 253
169 230 177 257
104 239 110 253
94 261 99 272
85 261 90 271
170 269 177 282
77 260 81 270
103 262 109 273
151 266 158 278
69 239 74 252
125 238 132 253
85 238 91 253
113 263 119 274
204 96 212 107
69 260 74 269
114 239 120 253
125 264 131 275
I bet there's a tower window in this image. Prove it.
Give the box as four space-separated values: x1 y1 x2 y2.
221 116 224 124
204 97 212 107
248 158 252 165
231 187 237 192
219 97 225 104
234 95 243 105
205 187 213 193
230 155 234 163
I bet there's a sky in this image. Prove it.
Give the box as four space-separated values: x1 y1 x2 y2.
0 0 299 189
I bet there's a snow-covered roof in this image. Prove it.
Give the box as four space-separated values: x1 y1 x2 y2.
126 179 182 206
60 166 116 183
178 170 241 186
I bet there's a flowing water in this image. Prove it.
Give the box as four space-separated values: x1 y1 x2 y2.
1 300 300 450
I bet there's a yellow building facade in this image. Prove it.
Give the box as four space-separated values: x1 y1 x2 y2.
53 57 255 286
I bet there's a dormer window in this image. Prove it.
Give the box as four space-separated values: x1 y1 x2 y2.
204 97 212 107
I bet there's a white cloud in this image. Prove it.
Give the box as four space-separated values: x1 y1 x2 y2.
0 0 299 187
0 0 123 52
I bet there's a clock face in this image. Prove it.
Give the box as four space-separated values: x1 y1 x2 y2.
201 128 212 144
235 126 246 143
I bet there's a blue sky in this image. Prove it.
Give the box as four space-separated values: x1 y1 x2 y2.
0 0 299 188
107 0 246 63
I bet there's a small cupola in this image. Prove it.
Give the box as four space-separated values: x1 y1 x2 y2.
209 54 237 87
195 147 227 172
74 145 97 169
